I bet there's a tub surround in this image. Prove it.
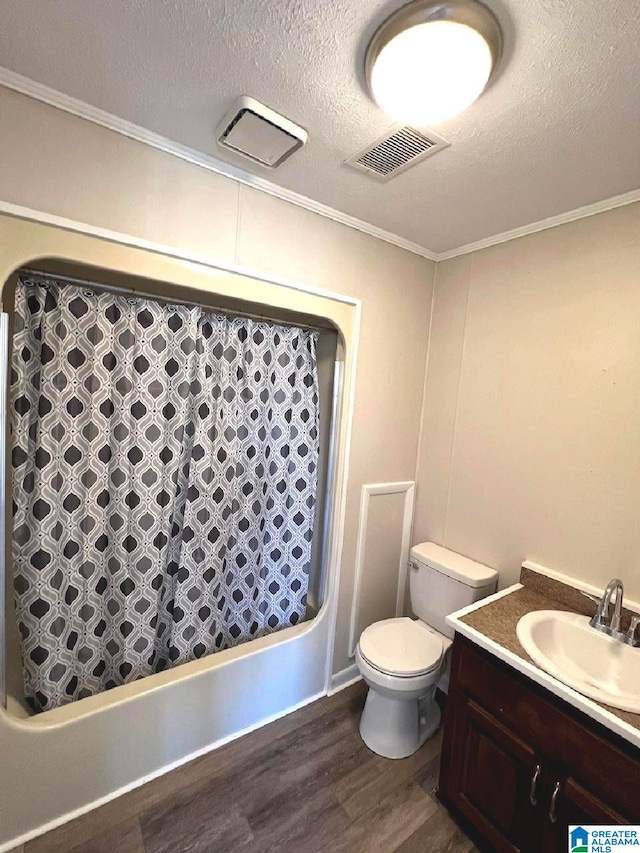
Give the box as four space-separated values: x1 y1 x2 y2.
446 565 640 749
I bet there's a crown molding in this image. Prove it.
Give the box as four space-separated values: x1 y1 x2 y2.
0 67 438 262
1 66 639 265
436 188 640 260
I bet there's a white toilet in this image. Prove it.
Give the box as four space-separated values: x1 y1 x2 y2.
355 542 498 759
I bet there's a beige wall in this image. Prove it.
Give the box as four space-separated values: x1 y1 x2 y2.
414 202 640 600
0 86 436 678
4 81 640 667
3 76 640 847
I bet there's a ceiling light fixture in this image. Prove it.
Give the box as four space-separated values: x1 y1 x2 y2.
365 0 503 126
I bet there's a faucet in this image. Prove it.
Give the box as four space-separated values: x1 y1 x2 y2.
585 578 624 638
583 578 640 646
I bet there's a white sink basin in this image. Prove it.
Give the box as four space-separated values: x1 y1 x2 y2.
516 610 640 713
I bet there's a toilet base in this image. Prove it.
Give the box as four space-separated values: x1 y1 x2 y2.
359 685 441 759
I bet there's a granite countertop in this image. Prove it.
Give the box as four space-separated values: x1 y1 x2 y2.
446 568 640 749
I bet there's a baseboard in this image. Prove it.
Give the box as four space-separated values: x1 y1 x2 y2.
328 663 362 695
0 690 325 853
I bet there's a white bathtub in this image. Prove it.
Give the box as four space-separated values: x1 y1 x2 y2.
0 600 335 851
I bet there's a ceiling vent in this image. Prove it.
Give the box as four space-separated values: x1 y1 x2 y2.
346 124 449 180
216 96 307 169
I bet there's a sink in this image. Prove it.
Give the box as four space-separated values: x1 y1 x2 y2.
516 610 640 713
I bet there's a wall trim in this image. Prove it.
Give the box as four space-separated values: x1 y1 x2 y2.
0 200 363 309
2 67 640 264
0 689 325 853
322 346 361 695
328 663 362 696
437 188 640 260
0 67 437 262
348 481 416 658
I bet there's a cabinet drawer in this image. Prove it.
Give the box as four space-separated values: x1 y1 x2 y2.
452 636 640 820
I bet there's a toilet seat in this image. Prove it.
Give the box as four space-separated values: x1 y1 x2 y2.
358 617 444 677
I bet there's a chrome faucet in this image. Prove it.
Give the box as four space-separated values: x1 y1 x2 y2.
583 578 640 647
584 578 625 638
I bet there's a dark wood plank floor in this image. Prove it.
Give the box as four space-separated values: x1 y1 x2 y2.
15 682 477 853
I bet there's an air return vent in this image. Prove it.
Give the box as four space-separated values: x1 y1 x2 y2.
346 124 449 180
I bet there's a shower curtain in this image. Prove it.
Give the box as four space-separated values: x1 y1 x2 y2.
10 273 319 712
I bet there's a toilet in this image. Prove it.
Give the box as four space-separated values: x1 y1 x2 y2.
355 542 498 759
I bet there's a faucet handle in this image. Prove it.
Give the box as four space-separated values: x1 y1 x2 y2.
624 615 640 647
580 591 602 606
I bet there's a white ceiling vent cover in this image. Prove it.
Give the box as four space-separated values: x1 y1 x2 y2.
216 96 307 169
346 124 449 180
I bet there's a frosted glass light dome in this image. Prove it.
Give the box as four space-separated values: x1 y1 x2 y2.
365 0 503 126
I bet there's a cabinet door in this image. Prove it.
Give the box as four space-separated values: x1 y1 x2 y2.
446 697 541 853
539 775 628 853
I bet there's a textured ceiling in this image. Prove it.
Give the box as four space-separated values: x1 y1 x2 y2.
0 0 639 253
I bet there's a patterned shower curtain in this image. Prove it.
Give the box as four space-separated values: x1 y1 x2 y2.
10 273 319 712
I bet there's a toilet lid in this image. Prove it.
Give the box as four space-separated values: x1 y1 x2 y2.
358 617 443 677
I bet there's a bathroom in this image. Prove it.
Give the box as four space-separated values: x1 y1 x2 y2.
0 1 639 851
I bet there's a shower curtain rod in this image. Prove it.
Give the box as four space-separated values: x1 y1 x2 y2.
18 268 334 334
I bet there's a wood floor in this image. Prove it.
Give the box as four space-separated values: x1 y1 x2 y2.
13 682 478 853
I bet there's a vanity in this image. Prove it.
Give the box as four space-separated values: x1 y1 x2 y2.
438 566 640 853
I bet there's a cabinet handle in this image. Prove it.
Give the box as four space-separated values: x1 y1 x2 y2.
529 764 541 805
549 780 561 823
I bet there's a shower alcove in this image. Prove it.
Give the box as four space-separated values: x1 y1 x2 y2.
4 256 339 717
0 212 358 850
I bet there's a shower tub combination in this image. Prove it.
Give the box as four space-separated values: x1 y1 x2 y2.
0 214 358 851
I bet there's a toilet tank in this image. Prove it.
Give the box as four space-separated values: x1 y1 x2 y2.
409 542 498 639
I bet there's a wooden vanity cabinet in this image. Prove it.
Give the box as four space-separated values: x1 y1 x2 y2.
536 773 626 853
439 635 640 853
